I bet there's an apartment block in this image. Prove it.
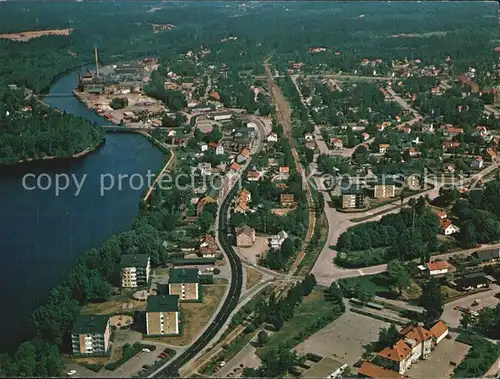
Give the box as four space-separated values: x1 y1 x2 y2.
120 254 151 288
341 187 365 209
168 268 200 301
146 295 180 336
374 183 396 199
71 315 111 355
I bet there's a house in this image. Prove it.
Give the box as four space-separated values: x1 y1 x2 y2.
197 163 212 176
374 182 396 199
230 162 241 172
168 268 200 301
406 147 418 157
200 143 208 152
120 254 151 288
362 132 370 141
443 126 464 139
212 112 232 122
484 148 497 162
358 361 405 378
208 142 224 155
473 126 488 138
341 187 365 209
71 315 111 355
246 122 257 129
305 133 314 142
472 248 500 262
330 137 344 149
470 157 484 169
435 210 447 220
430 321 448 344
455 272 491 291
426 260 450 276
439 219 460 236
145 295 180 336
234 188 251 213
247 171 261 181
269 230 289 250
235 224 255 247
430 86 441 96
280 193 295 207
443 163 456 173
377 325 433 374
209 91 220 102
404 174 421 190
442 141 461 152
379 144 390 154
198 234 218 258
267 132 278 143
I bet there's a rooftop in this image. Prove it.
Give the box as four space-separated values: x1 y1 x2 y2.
120 254 150 268
146 295 180 313
358 361 403 378
72 315 109 335
169 268 199 284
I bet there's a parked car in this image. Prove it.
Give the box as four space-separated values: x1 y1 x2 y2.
66 370 77 377
142 365 150 369
472 299 482 306
142 348 151 353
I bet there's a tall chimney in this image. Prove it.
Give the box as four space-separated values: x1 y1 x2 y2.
94 47 99 80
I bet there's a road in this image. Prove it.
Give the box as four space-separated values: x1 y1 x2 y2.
150 117 266 378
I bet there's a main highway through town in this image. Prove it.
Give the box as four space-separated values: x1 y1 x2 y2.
150 117 266 377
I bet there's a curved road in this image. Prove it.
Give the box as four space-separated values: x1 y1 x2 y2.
151 116 266 377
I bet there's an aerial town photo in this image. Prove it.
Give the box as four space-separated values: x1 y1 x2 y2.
0 1 500 378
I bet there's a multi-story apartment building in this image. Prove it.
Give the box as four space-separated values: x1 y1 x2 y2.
71 315 111 355
374 183 396 199
120 254 151 288
341 187 365 209
146 295 180 336
168 268 200 301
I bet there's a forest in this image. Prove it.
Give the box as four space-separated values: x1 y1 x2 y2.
0 87 104 165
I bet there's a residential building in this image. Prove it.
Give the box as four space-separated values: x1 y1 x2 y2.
439 219 460 236
426 260 449 276
145 295 180 336
267 132 278 143
168 268 200 301
404 174 421 190
379 144 390 154
234 188 251 214
247 171 261 181
269 230 289 250
212 112 232 122
330 137 344 149
455 272 491 291
443 126 464 139
470 157 484 169
484 148 497 162
71 315 111 355
374 183 396 199
198 234 218 258
197 162 212 176
341 187 365 209
358 361 405 378
280 193 295 207
377 323 445 374
430 321 448 344
442 141 461 152
230 162 241 172
362 132 370 141
472 248 500 262
120 254 151 288
235 224 255 247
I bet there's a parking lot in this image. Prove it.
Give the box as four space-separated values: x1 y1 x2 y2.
294 311 390 365
405 335 470 378
441 284 499 328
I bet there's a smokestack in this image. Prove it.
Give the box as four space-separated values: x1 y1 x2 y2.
94 47 99 80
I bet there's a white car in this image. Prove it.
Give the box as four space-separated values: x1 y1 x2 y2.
219 361 226 367
66 370 77 376
142 348 151 353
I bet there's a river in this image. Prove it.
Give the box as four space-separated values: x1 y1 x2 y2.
0 66 165 352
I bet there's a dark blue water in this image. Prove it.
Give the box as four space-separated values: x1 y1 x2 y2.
0 66 165 352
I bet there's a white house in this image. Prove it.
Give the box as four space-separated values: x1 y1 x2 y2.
246 122 257 129
213 113 232 122
200 143 208 152
426 260 449 276
267 132 278 143
216 144 224 155
439 219 460 236
430 321 448 344
304 133 314 142
269 230 289 250
197 163 212 176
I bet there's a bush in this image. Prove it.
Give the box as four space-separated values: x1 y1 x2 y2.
81 363 104 372
213 268 221 275
105 342 144 371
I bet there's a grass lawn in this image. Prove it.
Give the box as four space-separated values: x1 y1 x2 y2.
245 267 263 290
339 273 395 298
81 293 146 315
258 289 334 356
153 268 170 276
144 284 226 346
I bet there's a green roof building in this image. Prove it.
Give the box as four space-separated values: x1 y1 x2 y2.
168 268 200 301
169 268 199 284
71 315 111 355
146 295 180 336
120 254 151 288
